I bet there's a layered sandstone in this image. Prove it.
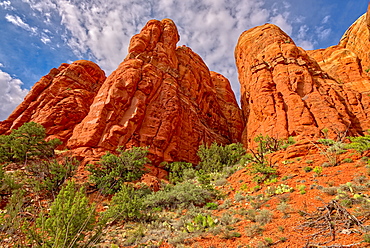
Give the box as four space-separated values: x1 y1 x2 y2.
67 19 243 165
235 23 370 147
0 60 106 147
307 8 370 93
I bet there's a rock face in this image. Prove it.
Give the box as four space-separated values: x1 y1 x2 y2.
235 21 370 147
0 60 106 148
67 19 243 165
307 8 370 93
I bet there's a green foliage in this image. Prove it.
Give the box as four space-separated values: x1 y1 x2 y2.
35 181 97 247
25 156 78 194
364 233 370 243
0 165 21 195
342 158 353 163
205 202 219 210
313 166 323 176
144 181 217 210
243 135 295 184
167 161 195 184
303 166 313 172
0 190 26 234
248 162 277 184
0 122 61 163
253 134 295 155
88 146 149 194
317 138 346 166
297 185 306 194
107 184 150 222
265 184 293 196
197 143 245 173
185 214 217 232
346 132 370 153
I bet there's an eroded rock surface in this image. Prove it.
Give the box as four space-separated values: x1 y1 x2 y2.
67 19 243 165
235 23 370 147
307 8 370 93
0 60 106 148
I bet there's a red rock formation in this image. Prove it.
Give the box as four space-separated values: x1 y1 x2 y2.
235 23 370 147
67 19 243 165
307 8 370 93
0 60 106 147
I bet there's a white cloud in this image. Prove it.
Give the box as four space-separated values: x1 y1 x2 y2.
322 15 330 24
21 0 323 102
296 40 314 50
0 70 29 120
316 26 332 41
5 14 38 34
269 13 292 35
41 32 51 44
0 0 13 10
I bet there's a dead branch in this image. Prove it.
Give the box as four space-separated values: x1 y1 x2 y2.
298 200 366 247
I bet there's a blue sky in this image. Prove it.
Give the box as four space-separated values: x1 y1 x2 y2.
0 0 368 120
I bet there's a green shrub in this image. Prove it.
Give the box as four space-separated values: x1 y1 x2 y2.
144 181 217 209
297 185 306 194
205 202 219 210
313 166 323 176
34 181 97 247
342 158 353 163
255 209 273 225
0 190 26 235
25 156 78 194
185 214 217 232
0 122 61 163
167 161 195 184
0 165 21 195
88 146 149 194
346 132 370 153
243 135 294 184
248 162 277 184
303 166 313 172
197 143 245 173
106 184 150 222
317 138 346 166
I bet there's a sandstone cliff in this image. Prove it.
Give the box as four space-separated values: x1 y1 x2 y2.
0 60 106 147
65 19 243 165
235 18 370 147
307 7 370 93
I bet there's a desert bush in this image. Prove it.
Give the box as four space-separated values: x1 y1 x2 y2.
88 146 149 194
0 122 61 163
0 166 20 195
34 181 98 247
317 138 346 166
106 184 150 222
144 181 217 209
197 143 245 173
167 161 196 184
25 156 78 194
243 135 294 184
245 223 264 237
0 190 26 235
253 134 295 155
184 214 217 232
255 209 273 225
346 131 370 153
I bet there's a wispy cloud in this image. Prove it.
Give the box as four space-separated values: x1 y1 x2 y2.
5 14 38 34
0 0 13 10
322 15 330 24
11 0 346 105
0 69 28 120
23 0 292 98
